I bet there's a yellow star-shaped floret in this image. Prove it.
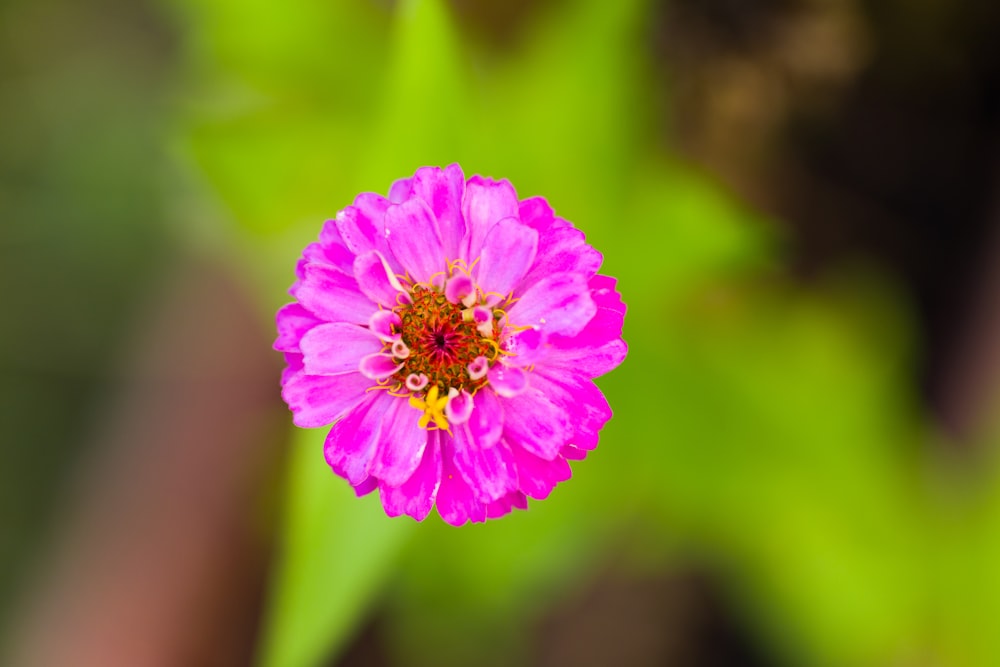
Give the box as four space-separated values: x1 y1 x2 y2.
409 384 450 431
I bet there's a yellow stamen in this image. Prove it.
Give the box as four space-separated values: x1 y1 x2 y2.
408 384 450 431
447 257 471 275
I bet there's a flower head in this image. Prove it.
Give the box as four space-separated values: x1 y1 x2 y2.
275 165 627 525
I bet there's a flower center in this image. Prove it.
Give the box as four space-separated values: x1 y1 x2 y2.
393 285 498 394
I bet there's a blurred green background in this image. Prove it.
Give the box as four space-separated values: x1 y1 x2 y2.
4 0 1000 665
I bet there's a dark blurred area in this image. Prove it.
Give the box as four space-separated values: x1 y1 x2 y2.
660 0 1000 428
3 0 1000 665
0 0 174 627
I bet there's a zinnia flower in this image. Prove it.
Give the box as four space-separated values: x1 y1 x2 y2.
275 164 627 525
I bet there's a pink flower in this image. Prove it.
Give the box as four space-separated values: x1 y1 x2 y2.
275 165 627 525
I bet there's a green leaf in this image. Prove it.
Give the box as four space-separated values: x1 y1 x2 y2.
356 0 470 186
257 428 413 667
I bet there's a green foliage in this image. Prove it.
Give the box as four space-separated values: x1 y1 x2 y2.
165 0 1000 665
258 429 412 667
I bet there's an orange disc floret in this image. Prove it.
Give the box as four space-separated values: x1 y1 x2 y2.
393 286 497 393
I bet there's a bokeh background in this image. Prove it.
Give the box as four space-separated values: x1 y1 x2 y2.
4 0 1000 665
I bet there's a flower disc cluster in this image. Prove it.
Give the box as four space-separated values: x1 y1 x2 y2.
275 164 627 525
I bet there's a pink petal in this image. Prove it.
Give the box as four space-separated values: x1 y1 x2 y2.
500 327 545 368
291 263 377 325
561 302 626 349
462 175 519 262
318 216 349 250
500 388 571 460
530 370 612 451
353 250 406 307
409 164 466 261
546 329 628 378
281 352 303 386
384 198 446 284
468 388 504 449
335 199 381 256
487 364 528 398
476 217 538 298
444 272 474 306
511 444 572 500
369 396 428 486
304 236 355 275
324 392 392 485
281 370 373 428
543 276 627 377
486 491 528 519
506 271 596 337
517 196 561 232
388 177 413 203
467 355 489 381
274 303 322 352
560 445 588 460
452 426 518 503
518 226 603 294
369 309 401 342
589 274 625 313
352 476 378 497
300 322 382 375
379 430 442 521
359 353 402 380
444 388 474 425
345 194 405 275
436 436 487 525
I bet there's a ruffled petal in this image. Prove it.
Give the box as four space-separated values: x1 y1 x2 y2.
543 276 628 377
485 491 528 519
444 388 474 425
557 299 626 349
517 226 603 294
385 198 446 284
409 164 466 261
314 222 357 273
324 391 392 485
303 237 355 276
281 352 303 386
274 303 322 352
589 274 626 313
300 322 382 375
281 370 372 428
444 272 475 306
511 444 572 500
506 271 596 337
518 196 565 233
379 429 442 521
476 217 538 298
487 364 529 397
452 426 518 503
359 353 402 380
500 388 571 460
336 197 384 256
500 327 546 368
545 331 628 379
560 444 588 460
369 310 401 342
291 263 377 325
388 177 413 203
436 436 487 525
462 175 519 262
369 396 428 486
353 250 407 307
352 476 378 497
530 371 612 451
468 388 504 449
